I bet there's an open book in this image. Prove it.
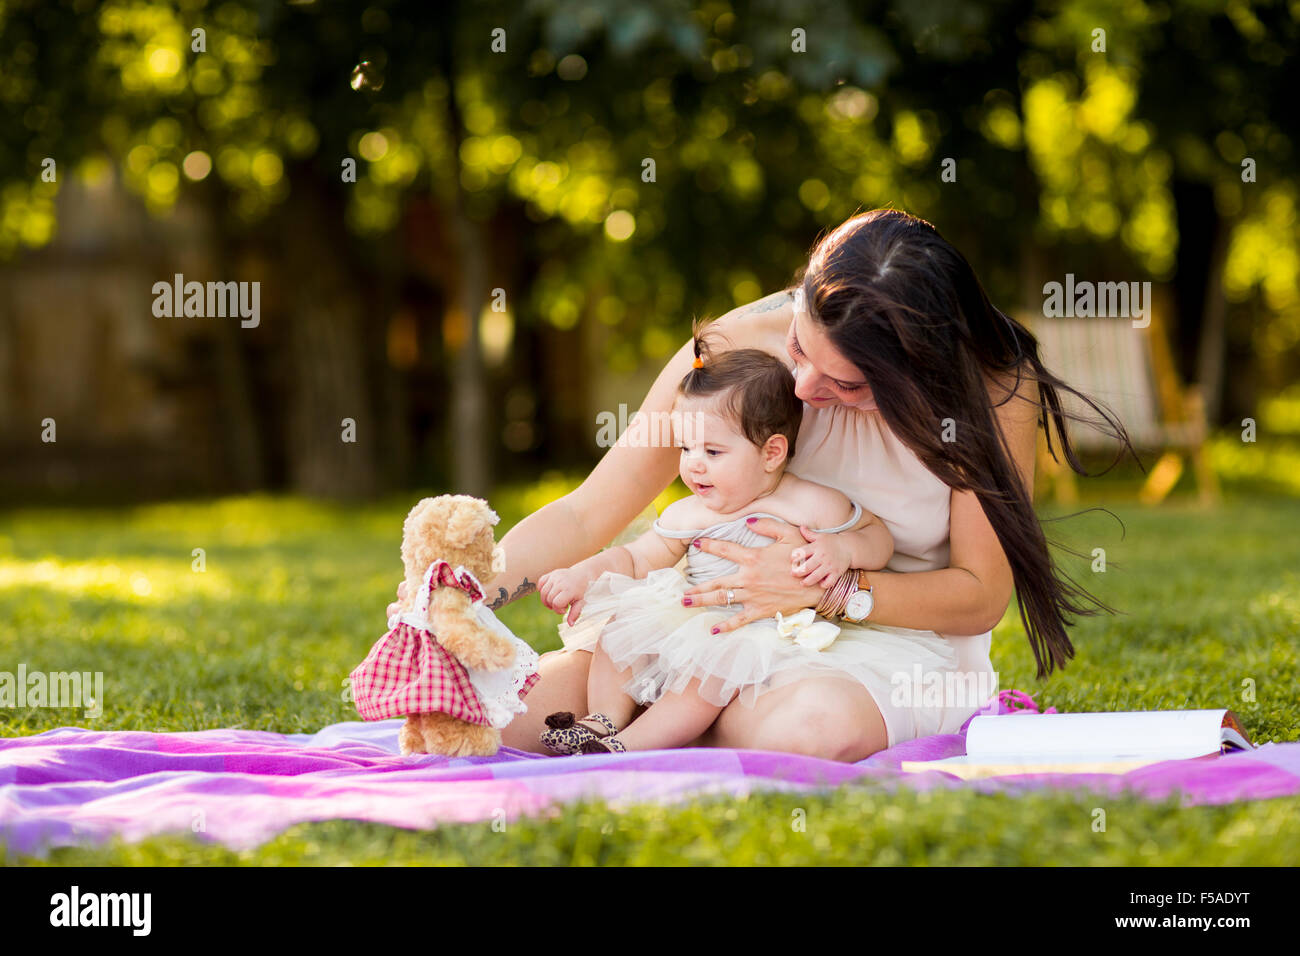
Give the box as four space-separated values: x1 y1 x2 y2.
901 709 1255 779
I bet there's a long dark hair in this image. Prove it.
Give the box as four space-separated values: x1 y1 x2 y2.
795 209 1138 678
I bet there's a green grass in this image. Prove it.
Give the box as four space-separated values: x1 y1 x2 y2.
2 483 1298 865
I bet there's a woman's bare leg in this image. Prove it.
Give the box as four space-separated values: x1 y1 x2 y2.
613 678 725 751
501 649 592 752
687 676 889 762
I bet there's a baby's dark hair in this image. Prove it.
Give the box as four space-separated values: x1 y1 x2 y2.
677 318 803 459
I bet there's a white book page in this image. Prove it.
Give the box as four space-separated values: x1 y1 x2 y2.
965 710 1231 760
913 753 1164 769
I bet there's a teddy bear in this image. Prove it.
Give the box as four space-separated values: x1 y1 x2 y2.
349 494 539 757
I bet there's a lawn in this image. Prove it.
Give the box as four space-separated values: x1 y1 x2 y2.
1 477 1298 865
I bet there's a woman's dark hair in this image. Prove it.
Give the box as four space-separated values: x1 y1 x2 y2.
678 320 803 460
795 208 1139 679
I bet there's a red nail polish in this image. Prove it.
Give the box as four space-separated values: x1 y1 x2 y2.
711 627 720 634
746 517 756 524
682 597 692 606
692 539 701 548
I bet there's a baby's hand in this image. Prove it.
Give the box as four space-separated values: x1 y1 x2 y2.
538 567 592 626
790 530 852 589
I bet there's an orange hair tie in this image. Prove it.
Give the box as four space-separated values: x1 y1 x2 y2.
692 356 704 369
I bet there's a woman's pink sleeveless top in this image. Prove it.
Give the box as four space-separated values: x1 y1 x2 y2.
787 388 995 676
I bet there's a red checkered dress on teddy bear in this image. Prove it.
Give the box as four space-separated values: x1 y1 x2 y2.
349 560 539 728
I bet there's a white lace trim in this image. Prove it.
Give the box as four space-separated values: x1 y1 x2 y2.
463 602 540 728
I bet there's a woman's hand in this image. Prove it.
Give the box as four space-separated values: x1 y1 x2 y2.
681 518 827 634
790 528 852 589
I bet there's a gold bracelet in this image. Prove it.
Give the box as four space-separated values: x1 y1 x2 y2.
830 572 855 618
834 571 858 618
813 583 834 616
814 574 839 616
817 570 857 618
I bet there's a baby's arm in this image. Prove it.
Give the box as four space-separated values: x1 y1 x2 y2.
789 484 894 588
538 501 691 625
818 506 893 568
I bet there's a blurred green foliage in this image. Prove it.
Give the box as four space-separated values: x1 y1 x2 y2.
1207 384 1300 494
2 0 1296 373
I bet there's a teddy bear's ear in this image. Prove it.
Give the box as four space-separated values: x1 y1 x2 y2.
402 498 435 534
445 501 483 549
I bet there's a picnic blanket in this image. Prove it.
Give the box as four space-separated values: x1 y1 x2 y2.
2 691 1298 857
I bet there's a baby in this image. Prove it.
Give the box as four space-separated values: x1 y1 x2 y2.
536 331 894 754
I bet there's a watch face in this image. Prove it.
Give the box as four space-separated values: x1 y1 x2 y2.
846 590 873 621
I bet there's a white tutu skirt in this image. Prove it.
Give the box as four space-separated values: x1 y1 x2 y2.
559 568 960 713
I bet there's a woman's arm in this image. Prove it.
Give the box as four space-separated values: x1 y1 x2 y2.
688 369 1041 635
864 374 1038 633
484 291 793 611
861 488 1017 634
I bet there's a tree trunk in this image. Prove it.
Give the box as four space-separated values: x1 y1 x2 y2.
1195 217 1232 424
371 233 411 493
211 229 266 491
1170 180 1219 390
438 22 491 497
445 206 491 496
281 172 376 498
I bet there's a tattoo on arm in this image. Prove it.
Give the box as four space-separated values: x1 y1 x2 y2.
488 578 536 611
739 291 793 316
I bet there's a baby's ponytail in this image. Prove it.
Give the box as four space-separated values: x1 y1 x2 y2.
683 316 717 389
675 317 802 458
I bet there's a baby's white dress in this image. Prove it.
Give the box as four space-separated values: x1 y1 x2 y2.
558 500 959 724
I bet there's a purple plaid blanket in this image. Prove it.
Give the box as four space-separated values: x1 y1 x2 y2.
2 691 1297 857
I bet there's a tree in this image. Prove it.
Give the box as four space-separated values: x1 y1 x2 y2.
4 0 1295 501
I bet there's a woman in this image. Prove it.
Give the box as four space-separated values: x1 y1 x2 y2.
400 209 1131 761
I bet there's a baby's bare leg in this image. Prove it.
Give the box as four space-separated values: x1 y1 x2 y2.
614 677 728 751
585 644 641 729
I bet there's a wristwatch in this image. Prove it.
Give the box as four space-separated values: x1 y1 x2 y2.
842 570 874 623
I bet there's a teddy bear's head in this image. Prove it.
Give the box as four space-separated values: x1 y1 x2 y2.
400 495 504 610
